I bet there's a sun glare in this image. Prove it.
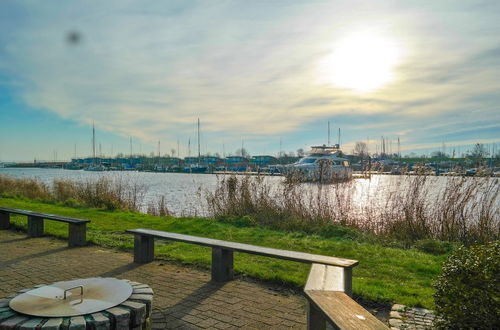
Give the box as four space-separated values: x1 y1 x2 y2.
321 33 400 92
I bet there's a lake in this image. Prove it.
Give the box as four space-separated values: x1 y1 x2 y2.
0 168 497 219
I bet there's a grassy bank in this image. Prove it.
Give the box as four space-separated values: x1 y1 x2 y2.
1 196 447 309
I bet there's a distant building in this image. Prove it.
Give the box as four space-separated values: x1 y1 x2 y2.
225 156 250 171
184 157 200 165
160 157 181 165
278 155 300 165
200 156 222 165
250 155 278 166
225 156 249 165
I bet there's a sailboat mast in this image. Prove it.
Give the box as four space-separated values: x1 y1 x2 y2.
197 118 201 164
158 140 160 165
92 122 96 165
129 137 132 165
398 137 401 159
328 121 330 145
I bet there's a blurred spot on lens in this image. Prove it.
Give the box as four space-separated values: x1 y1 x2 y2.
66 31 82 45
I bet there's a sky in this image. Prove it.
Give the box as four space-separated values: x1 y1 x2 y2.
0 0 499 162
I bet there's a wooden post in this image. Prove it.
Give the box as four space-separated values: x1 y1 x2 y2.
343 267 352 297
134 234 154 263
0 212 10 229
211 247 234 282
68 223 87 247
27 216 44 237
307 301 327 330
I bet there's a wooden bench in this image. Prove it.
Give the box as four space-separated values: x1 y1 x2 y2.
126 228 389 329
305 264 388 329
0 207 90 247
126 228 357 283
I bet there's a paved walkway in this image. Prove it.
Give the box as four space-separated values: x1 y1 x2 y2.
0 230 307 329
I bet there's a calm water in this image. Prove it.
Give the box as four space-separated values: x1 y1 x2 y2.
1 168 497 217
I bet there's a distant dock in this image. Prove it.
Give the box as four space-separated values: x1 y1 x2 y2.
212 171 282 176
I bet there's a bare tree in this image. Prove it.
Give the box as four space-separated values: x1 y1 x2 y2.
468 143 489 166
469 143 489 159
235 148 249 157
431 151 448 159
354 142 368 159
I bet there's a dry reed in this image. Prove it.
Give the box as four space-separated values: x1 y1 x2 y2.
206 175 499 245
146 195 170 216
0 174 149 212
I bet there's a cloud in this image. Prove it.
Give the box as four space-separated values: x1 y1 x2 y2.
0 0 499 156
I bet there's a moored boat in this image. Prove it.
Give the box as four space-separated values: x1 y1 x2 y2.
285 144 352 182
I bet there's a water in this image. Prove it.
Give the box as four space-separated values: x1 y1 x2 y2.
0 168 283 215
1 168 497 219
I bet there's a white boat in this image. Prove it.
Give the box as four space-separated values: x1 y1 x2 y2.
84 164 107 172
286 144 352 182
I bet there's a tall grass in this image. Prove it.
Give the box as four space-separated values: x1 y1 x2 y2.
206 175 499 245
0 174 149 212
146 195 170 216
0 175 51 200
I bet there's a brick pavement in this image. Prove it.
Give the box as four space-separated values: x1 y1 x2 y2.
0 230 307 329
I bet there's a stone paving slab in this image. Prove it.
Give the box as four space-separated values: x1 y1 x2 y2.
389 304 437 330
0 230 307 329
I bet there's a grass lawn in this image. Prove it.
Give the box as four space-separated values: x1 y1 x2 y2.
0 197 446 308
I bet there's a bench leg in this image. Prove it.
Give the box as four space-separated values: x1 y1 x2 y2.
68 223 87 247
343 267 352 297
307 301 327 330
27 216 44 237
134 235 154 263
211 248 234 282
0 212 10 229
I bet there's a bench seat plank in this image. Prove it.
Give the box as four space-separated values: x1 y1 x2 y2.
0 207 90 224
126 228 358 268
305 291 388 330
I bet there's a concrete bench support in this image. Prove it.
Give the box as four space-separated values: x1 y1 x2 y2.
211 247 234 282
134 234 154 263
0 212 10 229
27 216 44 237
69 223 87 247
305 264 353 296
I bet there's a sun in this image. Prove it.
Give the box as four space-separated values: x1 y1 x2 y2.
320 32 400 92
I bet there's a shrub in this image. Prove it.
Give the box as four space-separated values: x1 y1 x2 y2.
433 241 499 329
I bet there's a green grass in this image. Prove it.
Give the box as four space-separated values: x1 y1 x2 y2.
0 197 446 308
